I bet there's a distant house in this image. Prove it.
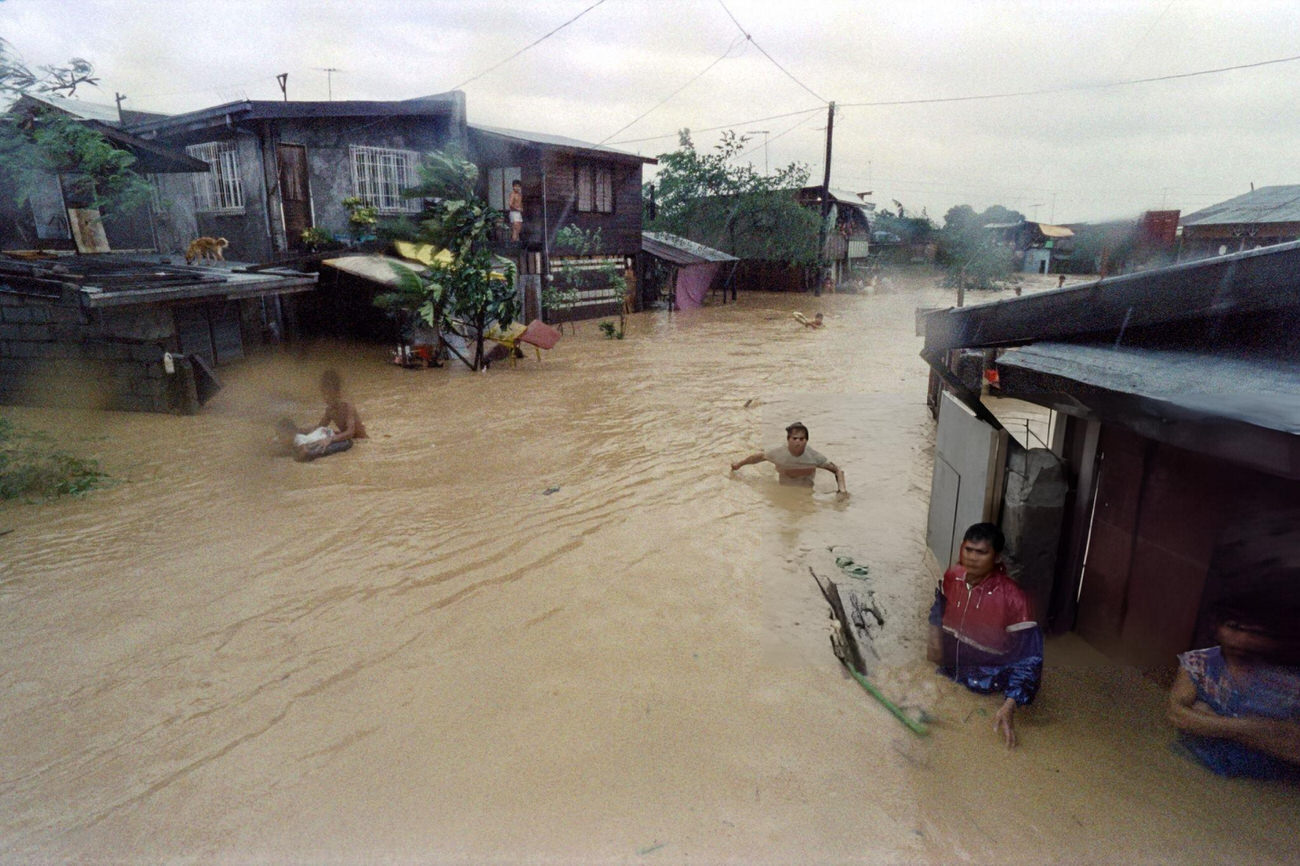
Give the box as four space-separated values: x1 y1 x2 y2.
982 220 1075 275
128 94 468 262
922 241 1300 671
794 187 872 284
1179 185 1300 261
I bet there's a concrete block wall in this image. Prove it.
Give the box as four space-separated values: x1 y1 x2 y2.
0 291 188 413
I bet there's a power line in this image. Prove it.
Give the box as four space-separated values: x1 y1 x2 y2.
715 0 828 104
609 105 823 145
449 0 611 91
838 53 1300 108
598 34 748 145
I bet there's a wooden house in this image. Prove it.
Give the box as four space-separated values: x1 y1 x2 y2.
468 124 655 320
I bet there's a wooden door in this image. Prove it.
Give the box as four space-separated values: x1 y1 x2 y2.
277 144 312 249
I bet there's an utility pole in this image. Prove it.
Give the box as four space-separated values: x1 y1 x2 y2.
814 101 835 296
114 92 126 124
276 73 289 102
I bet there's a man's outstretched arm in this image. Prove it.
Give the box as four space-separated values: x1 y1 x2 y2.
821 461 847 494
731 452 767 471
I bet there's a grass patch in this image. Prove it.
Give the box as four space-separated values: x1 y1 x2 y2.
0 417 109 501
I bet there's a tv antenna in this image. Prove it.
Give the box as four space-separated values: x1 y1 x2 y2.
313 67 345 100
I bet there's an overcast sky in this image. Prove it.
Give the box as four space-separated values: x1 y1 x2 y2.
3 0 1297 223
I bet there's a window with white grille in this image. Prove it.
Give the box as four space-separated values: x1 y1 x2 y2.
350 146 421 214
576 165 614 213
186 141 244 213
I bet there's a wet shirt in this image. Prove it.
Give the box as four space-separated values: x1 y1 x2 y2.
1177 646 1300 779
764 444 828 485
928 564 1043 705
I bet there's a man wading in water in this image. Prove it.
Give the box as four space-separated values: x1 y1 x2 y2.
730 422 847 495
928 523 1043 747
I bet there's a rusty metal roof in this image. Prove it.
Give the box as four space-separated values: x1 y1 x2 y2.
0 254 316 306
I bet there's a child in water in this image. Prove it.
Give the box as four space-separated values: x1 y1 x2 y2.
274 369 367 461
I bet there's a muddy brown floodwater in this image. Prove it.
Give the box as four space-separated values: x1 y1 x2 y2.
1 276 1296 864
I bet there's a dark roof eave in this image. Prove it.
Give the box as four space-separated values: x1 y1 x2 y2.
996 348 1300 479
129 97 460 138
924 239 1300 352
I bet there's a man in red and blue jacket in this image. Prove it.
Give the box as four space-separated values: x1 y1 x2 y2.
928 522 1044 748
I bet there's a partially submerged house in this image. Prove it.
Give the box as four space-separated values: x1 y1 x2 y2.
1 96 314 414
639 232 737 310
1179 185 1300 261
468 124 655 320
0 253 315 413
921 240 1300 671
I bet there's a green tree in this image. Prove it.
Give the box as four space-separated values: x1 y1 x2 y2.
0 37 98 98
553 225 626 337
937 203 1025 292
374 150 517 371
0 45 151 241
646 130 820 266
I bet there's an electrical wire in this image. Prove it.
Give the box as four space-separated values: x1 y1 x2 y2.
448 0 611 91
715 0 828 104
609 105 823 145
838 53 1300 108
597 34 748 145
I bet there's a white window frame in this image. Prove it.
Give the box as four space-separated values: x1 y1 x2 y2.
350 145 422 214
186 141 245 213
576 165 614 214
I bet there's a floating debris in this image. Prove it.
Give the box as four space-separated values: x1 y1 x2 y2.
834 555 870 579
542 486 561 495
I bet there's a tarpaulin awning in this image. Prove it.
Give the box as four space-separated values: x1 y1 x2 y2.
1036 224 1074 238
321 255 423 287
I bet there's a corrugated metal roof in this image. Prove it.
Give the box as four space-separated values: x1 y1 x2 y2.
13 92 121 123
642 232 737 266
1181 185 1300 226
470 124 655 163
999 342 1300 436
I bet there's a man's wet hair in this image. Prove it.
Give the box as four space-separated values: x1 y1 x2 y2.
785 422 809 438
275 417 298 435
321 368 341 393
963 522 1005 554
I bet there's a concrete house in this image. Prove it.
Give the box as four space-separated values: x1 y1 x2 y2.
921 241 1300 671
127 94 469 262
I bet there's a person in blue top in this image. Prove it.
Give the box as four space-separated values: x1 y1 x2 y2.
1168 587 1300 779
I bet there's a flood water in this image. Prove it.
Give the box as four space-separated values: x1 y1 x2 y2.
2 277 1296 863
